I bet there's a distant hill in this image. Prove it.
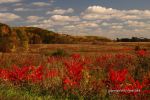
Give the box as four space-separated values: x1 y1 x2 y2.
0 22 112 52
13 27 112 44
13 27 76 44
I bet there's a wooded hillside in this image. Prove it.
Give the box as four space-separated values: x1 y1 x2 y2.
0 23 111 52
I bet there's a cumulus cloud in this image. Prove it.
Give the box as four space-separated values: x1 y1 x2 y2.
75 21 99 28
0 0 21 4
82 6 150 20
51 15 80 22
32 2 51 7
0 13 21 22
14 8 29 11
125 20 150 29
30 18 70 29
14 7 43 12
47 8 74 15
27 16 43 23
82 6 119 20
126 21 145 27
111 25 123 29
101 22 110 26
85 6 116 14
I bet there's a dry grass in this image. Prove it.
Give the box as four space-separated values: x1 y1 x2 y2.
0 42 150 99
0 42 150 67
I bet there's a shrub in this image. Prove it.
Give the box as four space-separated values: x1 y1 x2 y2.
134 45 141 51
44 49 70 57
51 49 70 57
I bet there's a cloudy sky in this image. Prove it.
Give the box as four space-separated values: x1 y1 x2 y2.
0 0 150 39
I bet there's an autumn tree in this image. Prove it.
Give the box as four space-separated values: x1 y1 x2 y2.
0 24 18 52
15 29 29 51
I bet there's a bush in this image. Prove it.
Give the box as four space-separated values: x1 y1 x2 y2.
44 49 70 57
134 45 141 51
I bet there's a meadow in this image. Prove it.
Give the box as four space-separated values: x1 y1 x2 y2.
0 42 150 100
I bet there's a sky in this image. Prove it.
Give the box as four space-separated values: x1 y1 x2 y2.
0 0 150 39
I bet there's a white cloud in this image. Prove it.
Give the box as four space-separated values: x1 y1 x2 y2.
51 15 80 22
111 25 123 29
82 14 112 20
14 8 29 11
0 0 21 4
14 7 43 12
27 16 43 23
82 6 119 20
0 13 21 22
120 15 140 20
85 6 116 14
76 21 99 28
32 2 51 7
101 22 110 26
30 18 70 29
47 8 74 15
82 6 150 20
125 20 150 28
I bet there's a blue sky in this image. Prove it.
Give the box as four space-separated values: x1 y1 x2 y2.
0 0 150 39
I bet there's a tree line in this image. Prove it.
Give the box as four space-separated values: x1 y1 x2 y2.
116 37 150 42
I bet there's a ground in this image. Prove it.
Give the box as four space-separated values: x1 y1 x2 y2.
0 42 150 100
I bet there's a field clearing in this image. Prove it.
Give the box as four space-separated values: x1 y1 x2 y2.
0 42 150 67
1 42 150 55
0 42 150 99
29 42 150 53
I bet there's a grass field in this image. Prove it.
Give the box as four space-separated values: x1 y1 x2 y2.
1 42 150 65
0 42 150 100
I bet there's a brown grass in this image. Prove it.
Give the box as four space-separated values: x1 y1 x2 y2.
0 42 150 67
